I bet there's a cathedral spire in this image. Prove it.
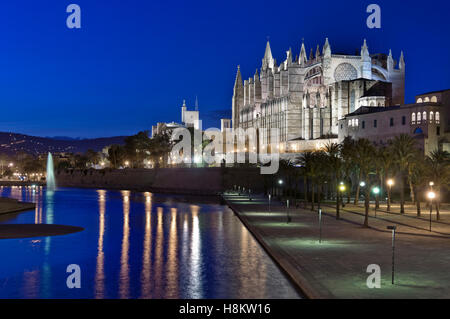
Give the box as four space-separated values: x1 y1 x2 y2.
309 48 314 60
399 51 405 70
323 38 331 57
315 45 320 59
264 40 273 61
262 40 275 70
299 40 307 64
195 96 198 111
361 39 370 57
286 47 293 66
387 49 394 71
254 68 259 81
234 65 243 88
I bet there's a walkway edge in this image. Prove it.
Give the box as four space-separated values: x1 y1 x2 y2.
222 195 334 299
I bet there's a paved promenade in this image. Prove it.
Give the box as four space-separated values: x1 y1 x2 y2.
223 192 450 299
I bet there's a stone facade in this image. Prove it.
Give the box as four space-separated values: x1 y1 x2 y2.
232 39 405 152
338 89 450 155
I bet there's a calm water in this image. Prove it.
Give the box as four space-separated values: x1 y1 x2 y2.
0 187 300 299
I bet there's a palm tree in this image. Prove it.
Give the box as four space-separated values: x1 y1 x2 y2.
324 142 342 219
298 151 319 210
389 134 418 214
409 155 427 217
340 137 355 205
426 149 450 220
376 146 395 210
353 139 376 227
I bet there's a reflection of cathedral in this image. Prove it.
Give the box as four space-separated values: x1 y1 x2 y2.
232 39 405 152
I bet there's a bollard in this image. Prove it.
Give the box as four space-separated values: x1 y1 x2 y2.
319 208 322 243
286 200 291 223
387 225 397 284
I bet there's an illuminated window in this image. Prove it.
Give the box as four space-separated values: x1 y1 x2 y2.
355 119 359 127
430 111 434 122
436 112 440 124
424 97 430 102
411 113 416 124
417 98 423 103
417 112 421 123
431 96 437 103
423 111 427 121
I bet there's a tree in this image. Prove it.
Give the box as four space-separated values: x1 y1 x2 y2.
324 142 343 219
149 130 173 168
108 144 127 169
298 151 318 210
124 131 152 168
353 139 376 227
390 134 419 214
340 137 355 205
85 149 100 167
426 149 450 220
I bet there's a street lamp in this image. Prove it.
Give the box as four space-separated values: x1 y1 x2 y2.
372 186 380 217
360 181 366 187
387 179 394 212
339 184 346 208
427 190 436 232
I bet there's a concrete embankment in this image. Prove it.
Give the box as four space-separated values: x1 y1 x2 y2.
55 167 266 195
0 197 35 215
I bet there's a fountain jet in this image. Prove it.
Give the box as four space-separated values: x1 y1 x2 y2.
46 153 56 191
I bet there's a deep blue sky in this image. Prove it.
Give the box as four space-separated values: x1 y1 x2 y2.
0 0 449 138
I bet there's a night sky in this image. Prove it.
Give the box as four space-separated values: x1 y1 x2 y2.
0 0 449 138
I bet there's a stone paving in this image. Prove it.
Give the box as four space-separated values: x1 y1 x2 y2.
222 192 450 299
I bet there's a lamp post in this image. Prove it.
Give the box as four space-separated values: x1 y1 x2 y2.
387 225 397 284
278 179 283 198
372 186 380 218
427 190 436 232
268 194 271 213
387 179 394 212
339 183 346 208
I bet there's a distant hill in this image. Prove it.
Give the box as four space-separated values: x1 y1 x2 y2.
0 132 127 156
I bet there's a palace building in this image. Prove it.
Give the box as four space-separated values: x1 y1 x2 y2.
231 38 405 153
339 89 450 155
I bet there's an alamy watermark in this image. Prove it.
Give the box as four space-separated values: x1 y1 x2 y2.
170 121 280 174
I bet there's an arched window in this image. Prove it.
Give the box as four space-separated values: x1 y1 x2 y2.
423 111 427 121
424 97 430 102
430 111 434 122
348 119 351 127
417 98 423 103
431 96 437 103
417 112 421 123
355 119 359 127
411 113 416 124
414 127 423 134
436 112 440 124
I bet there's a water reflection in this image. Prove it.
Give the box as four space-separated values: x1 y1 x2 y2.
95 190 106 298
119 190 130 299
0 188 300 299
140 192 152 298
